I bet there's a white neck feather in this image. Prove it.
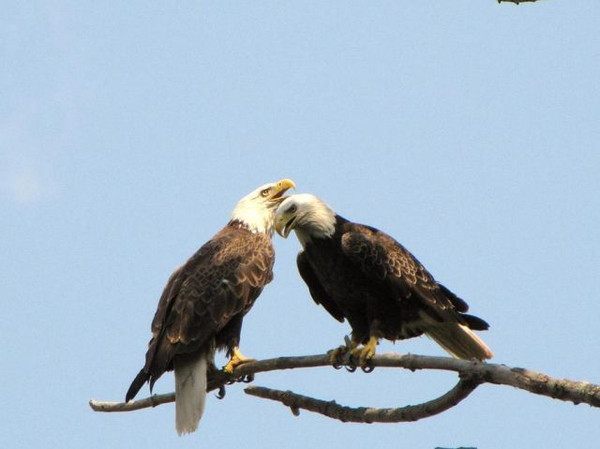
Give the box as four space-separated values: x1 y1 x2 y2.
295 197 336 246
230 202 274 234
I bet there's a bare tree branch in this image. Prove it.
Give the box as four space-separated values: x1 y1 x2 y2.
89 369 233 412
498 0 540 4
89 352 600 419
244 374 482 423
90 392 176 412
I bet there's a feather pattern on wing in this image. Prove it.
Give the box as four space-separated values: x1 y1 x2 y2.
338 221 492 359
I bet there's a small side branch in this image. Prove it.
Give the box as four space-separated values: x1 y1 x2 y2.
244 374 482 423
498 0 540 4
89 370 231 412
90 392 175 412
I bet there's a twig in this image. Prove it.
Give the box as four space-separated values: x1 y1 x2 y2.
498 0 540 4
89 370 231 412
90 392 175 412
89 352 600 415
244 374 482 423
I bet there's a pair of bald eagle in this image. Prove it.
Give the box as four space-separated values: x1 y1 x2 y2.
125 179 493 434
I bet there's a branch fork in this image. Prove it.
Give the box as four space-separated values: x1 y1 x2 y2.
89 352 600 423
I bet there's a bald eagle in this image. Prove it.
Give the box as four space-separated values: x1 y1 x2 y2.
125 179 295 435
274 194 493 367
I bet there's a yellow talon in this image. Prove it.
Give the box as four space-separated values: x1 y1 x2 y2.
223 347 253 374
329 339 359 365
350 336 378 367
329 346 347 366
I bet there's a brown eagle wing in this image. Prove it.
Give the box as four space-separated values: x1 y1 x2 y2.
145 227 274 385
340 224 483 326
297 251 345 322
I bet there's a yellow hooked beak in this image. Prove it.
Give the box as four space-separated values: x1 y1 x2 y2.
268 179 296 203
274 206 297 238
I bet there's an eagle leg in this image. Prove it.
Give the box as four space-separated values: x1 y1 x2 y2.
350 336 378 368
223 347 254 374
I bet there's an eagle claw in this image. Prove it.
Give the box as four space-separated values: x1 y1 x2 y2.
361 360 375 373
329 345 348 369
329 337 360 369
345 364 357 373
216 385 227 399
223 347 254 374
349 336 378 369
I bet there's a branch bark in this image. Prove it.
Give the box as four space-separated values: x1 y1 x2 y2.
245 374 482 423
89 352 600 421
497 0 540 4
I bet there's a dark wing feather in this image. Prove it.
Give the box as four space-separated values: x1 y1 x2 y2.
297 251 345 322
340 224 469 321
159 228 273 353
339 223 492 360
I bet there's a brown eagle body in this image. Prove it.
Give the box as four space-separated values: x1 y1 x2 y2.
125 179 295 435
125 223 274 400
275 194 493 364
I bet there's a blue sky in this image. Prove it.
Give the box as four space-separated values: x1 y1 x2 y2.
2 1 599 448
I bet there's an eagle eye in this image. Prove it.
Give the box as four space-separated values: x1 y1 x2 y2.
260 188 271 197
288 204 297 213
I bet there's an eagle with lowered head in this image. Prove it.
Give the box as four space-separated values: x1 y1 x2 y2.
125 179 295 435
274 193 493 367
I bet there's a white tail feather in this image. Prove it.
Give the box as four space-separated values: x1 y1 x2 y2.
174 355 208 435
426 324 494 360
